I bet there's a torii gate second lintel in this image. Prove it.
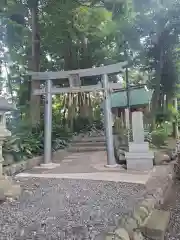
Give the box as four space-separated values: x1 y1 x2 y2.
30 62 127 167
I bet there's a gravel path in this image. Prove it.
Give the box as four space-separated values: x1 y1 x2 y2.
0 178 145 240
162 180 180 240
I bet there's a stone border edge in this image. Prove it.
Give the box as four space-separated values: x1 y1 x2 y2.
95 165 173 240
3 149 68 176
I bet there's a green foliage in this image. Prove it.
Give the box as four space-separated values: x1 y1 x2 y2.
132 0 180 128
3 120 71 163
177 112 180 128
155 103 178 126
151 127 168 147
156 110 172 125
73 116 103 133
3 127 44 162
27 0 39 9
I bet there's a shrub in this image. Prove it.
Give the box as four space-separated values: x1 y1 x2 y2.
73 116 103 134
3 120 71 163
151 128 168 147
3 131 44 162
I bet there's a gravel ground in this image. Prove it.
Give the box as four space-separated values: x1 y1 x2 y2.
162 180 180 240
0 178 145 240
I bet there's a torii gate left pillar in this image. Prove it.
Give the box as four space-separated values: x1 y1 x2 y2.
44 79 52 165
102 74 116 166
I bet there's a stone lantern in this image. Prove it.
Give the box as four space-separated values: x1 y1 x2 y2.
0 97 21 200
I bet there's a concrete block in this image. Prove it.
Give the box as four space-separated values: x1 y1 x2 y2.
126 151 154 171
141 209 170 240
126 152 154 159
126 158 153 171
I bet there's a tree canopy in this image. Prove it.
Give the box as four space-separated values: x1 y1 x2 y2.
0 0 180 127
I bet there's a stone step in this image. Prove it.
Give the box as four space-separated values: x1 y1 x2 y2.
72 136 106 143
71 141 106 147
140 209 170 240
68 146 106 153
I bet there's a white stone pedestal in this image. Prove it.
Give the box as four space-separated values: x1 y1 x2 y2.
126 151 154 171
129 142 149 153
125 111 154 171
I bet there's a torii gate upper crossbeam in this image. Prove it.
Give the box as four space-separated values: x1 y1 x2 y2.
29 62 127 80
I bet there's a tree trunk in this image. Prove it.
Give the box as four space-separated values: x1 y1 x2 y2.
64 34 75 70
80 36 91 69
165 95 169 110
30 0 41 125
4 63 14 102
150 47 163 131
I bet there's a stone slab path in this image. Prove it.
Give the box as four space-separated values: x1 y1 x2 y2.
17 151 152 185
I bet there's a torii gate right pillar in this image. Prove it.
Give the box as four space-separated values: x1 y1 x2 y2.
102 74 117 167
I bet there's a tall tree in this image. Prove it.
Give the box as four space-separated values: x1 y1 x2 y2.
131 0 180 128
28 0 41 125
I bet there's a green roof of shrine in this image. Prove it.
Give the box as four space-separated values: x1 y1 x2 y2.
110 87 153 108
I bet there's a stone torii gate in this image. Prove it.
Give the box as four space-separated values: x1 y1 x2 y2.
30 62 126 167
